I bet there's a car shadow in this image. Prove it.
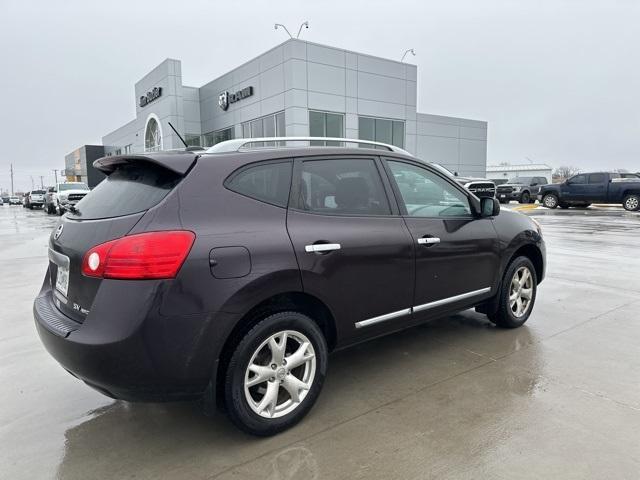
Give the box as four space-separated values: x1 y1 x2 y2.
55 310 539 479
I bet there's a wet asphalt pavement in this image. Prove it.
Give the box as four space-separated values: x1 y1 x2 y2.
1 205 639 479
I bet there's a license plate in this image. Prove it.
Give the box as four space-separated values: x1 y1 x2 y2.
500 194 506 198
55 264 69 297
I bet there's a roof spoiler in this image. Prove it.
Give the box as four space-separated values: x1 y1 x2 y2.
93 151 199 175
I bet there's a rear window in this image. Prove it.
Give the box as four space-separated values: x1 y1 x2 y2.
68 163 180 220
31 190 45 194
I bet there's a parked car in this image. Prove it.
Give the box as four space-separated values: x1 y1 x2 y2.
1 196 8 205
9 196 21 205
431 164 496 199
44 182 90 214
0 197 3 206
539 172 640 211
34 138 545 436
496 176 549 204
24 189 46 209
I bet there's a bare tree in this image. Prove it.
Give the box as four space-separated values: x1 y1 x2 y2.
553 166 581 182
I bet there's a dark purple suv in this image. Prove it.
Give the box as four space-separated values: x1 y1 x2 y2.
34 138 545 436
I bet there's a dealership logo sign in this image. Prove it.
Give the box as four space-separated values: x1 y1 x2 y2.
218 86 253 111
139 87 162 108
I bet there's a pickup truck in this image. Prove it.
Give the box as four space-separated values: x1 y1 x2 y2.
25 189 46 209
44 182 91 214
496 176 549 204
539 172 640 211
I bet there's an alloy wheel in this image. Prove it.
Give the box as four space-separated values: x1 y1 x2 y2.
625 196 639 211
244 330 316 419
543 195 557 208
509 266 533 318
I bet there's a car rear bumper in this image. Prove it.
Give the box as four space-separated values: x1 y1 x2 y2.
33 273 232 403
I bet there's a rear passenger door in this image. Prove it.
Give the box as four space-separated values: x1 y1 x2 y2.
586 173 607 203
286 156 415 342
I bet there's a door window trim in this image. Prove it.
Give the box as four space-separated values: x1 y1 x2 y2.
380 157 476 219
288 154 400 218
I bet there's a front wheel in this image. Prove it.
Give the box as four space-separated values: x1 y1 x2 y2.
542 193 559 209
519 192 530 204
224 311 328 436
488 256 537 328
623 194 640 211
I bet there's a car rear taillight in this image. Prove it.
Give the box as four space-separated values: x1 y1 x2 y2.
81 231 195 280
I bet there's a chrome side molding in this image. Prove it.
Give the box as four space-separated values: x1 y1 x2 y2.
355 308 412 329
355 287 491 328
413 287 491 313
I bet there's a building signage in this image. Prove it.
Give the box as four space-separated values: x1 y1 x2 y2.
139 87 162 108
218 86 253 111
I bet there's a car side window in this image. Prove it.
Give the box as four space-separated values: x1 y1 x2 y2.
296 158 391 216
225 161 292 207
568 174 587 184
387 161 472 217
588 173 605 184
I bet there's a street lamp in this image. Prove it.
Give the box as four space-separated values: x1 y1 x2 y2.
274 21 310 39
401 48 416 62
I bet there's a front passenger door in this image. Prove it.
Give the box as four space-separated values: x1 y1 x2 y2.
384 159 500 317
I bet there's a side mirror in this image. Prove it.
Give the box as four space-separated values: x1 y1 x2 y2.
480 197 500 217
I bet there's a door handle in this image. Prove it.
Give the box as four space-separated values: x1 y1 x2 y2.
305 243 341 253
417 237 440 245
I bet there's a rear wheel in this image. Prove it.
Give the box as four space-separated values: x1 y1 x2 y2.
224 311 328 436
519 192 530 204
488 256 537 328
542 193 558 209
623 194 640 211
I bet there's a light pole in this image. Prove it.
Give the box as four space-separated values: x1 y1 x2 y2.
274 21 309 39
401 48 416 62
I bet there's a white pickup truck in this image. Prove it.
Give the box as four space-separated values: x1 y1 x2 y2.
44 182 90 215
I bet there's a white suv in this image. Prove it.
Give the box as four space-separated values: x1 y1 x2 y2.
45 182 90 214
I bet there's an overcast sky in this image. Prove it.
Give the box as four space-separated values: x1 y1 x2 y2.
1 0 638 192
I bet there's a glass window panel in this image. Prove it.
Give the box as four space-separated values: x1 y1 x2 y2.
392 121 405 148
225 162 292 207
263 115 276 137
375 118 393 145
185 134 201 147
325 113 343 146
250 119 263 138
309 111 325 137
276 112 285 136
242 122 250 139
358 117 375 141
298 159 391 216
388 161 471 217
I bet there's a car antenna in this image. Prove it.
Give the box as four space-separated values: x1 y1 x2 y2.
168 121 189 148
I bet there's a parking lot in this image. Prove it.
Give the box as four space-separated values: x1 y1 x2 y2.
1 204 639 479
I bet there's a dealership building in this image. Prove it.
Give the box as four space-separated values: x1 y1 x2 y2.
100 39 488 177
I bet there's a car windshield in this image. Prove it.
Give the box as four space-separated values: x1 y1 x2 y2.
31 190 45 194
59 183 89 191
508 177 533 184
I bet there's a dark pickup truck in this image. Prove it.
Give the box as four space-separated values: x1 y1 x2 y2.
539 172 640 211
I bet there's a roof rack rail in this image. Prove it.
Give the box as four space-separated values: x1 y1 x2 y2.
204 137 412 156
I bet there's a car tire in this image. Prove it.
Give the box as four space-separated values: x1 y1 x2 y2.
519 192 530 204
488 256 537 329
224 311 328 436
623 194 640 211
542 193 559 209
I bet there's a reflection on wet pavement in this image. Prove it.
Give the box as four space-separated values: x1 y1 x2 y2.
1 207 639 479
